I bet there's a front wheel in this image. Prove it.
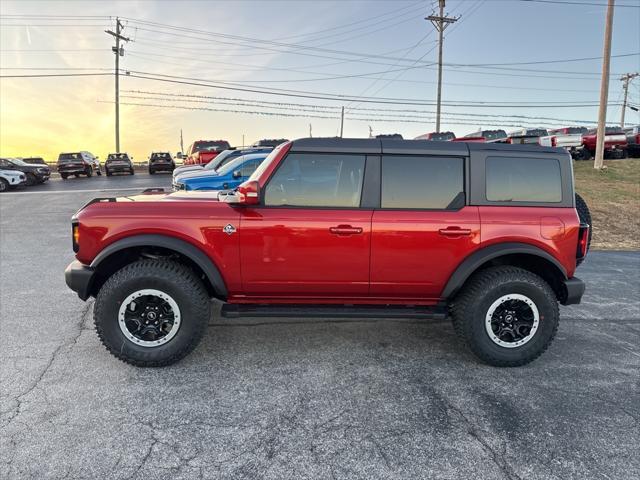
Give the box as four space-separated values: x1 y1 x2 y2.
86 166 93 177
25 173 37 186
451 266 559 367
0 178 9 192
94 259 210 367
96 168 102 176
130 168 135 175
61 173 68 180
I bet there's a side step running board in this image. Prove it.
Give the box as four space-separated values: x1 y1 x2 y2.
221 304 448 320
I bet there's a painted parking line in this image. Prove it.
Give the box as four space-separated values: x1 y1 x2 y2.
1 187 166 195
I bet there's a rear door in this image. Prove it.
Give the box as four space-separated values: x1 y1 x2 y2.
238 152 373 297
370 153 480 300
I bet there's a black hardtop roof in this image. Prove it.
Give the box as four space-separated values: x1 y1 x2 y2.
289 137 565 156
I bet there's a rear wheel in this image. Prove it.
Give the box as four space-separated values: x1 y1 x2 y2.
74 173 80 178
86 166 93 177
94 259 210 367
105 168 111 177
451 266 559 367
130 168 135 175
61 173 68 180
96 167 102 176
149 169 155 175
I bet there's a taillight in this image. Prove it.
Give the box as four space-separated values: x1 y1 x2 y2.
551 136 557 147
577 223 589 260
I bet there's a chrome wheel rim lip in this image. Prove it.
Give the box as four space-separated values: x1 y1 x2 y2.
485 293 539 348
118 289 181 347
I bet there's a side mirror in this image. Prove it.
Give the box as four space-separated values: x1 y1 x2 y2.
95 156 100 160
232 170 241 179
219 180 259 205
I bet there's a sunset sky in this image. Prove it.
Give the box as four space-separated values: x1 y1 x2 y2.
1 0 638 162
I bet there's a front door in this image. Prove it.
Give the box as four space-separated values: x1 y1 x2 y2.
239 152 372 298
370 154 480 300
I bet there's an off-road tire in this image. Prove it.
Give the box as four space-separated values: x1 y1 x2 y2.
575 193 592 264
61 173 68 180
0 178 9 192
94 259 210 367
450 266 559 367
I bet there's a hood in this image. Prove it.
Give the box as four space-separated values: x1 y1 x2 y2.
176 168 222 181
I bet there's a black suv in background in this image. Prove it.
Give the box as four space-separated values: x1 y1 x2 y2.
0 157 51 185
58 152 101 179
105 153 134 176
148 152 175 174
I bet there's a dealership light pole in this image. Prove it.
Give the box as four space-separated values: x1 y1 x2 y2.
105 18 130 153
427 0 458 133
594 0 615 170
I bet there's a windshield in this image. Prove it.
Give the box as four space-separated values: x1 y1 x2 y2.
8 158 30 166
58 153 83 163
217 155 258 175
205 150 235 170
193 141 230 153
430 132 455 141
565 127 588 135
483 130 507 140
247 145 286 183
107 153 129 161
587 127 624 135
525 129 548 137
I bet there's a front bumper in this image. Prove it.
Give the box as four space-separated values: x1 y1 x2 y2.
561 277 585 305
65 260 95 301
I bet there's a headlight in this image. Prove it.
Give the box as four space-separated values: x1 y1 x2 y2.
37 167 48 173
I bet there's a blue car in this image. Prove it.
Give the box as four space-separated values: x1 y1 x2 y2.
173 153 268 191
172 147 273 181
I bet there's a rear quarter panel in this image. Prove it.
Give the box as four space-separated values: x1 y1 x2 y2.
479 206 580 277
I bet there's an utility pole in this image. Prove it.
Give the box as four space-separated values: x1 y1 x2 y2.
594 0 615 170
309 123 312 138
105 18 130 153
368 125 373 138
340 106 345 138
180 129 184 154
427 0 458 133
620 72 639 128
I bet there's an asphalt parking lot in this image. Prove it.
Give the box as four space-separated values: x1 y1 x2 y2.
1 173 639 480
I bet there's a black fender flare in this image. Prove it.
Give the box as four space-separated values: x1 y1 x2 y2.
91 234 228 297
441 242 568 300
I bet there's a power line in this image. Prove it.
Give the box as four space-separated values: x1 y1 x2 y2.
517 0 639 7
0 73 113 78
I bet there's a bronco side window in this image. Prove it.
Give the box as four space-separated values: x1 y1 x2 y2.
486 156 561 203
264 153 365 208
381 155 464 209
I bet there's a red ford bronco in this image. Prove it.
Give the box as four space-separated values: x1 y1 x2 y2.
65 139 590 367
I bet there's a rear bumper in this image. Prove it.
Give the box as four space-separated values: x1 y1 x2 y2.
65 260 95 301
58 166 87 174
561 277 585 305
150 163 174 171
106 164 132 172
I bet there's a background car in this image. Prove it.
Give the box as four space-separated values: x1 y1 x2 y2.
172 147 273 181
251 139 288 148
414 131 456 141
105 153 135 176
0 157 50 185
57 152 101 179
173 152 268 191
0 168 26 191
183 140 231 165
148 152 175 174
